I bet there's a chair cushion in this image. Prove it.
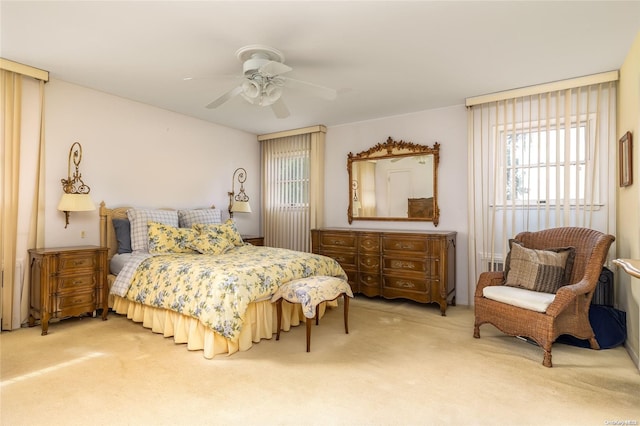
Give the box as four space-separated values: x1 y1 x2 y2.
483 285 555 313
271 276 354 319
505 241 575 293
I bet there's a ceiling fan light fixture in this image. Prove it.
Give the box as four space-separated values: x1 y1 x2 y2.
205 44 336 117
261 81 283 105
241 79 261 100
240 76 284 107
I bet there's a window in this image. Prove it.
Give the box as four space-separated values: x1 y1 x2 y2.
260 126 326 252
274 149 309 208
497 116 596 206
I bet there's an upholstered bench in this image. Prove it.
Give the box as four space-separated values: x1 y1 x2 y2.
271 276 353 352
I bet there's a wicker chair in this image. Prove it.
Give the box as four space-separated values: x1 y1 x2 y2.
473 227 615 367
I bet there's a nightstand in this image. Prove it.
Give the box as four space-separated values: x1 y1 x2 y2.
242 236 264 246
28 246 108 335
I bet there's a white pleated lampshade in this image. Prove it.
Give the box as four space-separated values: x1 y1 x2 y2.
57 193 96 212
231 200 252 213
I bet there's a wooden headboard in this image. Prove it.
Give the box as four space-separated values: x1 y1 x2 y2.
99 201 132 261
98 201 217 261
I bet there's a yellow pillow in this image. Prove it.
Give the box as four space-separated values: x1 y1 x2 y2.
193 219 244 247
188 232 234 255
147 222 198 254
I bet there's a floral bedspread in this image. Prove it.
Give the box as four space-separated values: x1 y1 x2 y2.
113 245 347 340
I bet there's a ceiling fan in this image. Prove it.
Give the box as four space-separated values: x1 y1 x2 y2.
205 45 337 119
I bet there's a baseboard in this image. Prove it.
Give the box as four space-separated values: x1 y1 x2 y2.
624 342 639 371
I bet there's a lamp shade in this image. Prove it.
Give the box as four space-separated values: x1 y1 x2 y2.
231 200 252 213
57 193 96 212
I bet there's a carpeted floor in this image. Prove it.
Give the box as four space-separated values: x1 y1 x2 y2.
1 296 639 426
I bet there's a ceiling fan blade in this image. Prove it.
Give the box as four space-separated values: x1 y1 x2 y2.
205 85 243 109
283 77 337 101
271 98 290 119
259 61 292 76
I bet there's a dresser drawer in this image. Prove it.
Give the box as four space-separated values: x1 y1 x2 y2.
57 274 96 292
57 252 98 271
383 257 428 274
383 236 429 253
359 273 381 292
320 232 357 250
383 275 429 293
58 290 96 311
322 250 357 268
358 234 380 252
359 254 380 272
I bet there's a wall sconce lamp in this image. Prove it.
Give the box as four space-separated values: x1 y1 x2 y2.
57 142 95 228
228 167 252 218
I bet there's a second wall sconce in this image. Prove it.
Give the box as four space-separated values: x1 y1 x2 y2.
57 142 95 228
228 167 252 218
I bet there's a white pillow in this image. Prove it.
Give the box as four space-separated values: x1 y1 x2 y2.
127 209 179 253
177 209 222 228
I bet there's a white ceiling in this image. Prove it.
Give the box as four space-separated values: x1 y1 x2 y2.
2 1 639 135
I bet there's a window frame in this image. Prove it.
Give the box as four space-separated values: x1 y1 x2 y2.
492 114 600 208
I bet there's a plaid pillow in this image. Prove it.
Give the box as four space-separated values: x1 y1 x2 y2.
127 209 179 253
177 209 222 228
505 241 576 293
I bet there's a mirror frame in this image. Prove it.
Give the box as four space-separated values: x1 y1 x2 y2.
347 136 440 226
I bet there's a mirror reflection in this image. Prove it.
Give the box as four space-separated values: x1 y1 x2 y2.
348 137 440 225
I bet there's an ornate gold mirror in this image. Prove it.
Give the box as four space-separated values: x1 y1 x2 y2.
347 137 440 226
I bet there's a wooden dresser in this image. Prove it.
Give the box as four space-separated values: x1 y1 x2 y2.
311 229 456 315
28 246 108 335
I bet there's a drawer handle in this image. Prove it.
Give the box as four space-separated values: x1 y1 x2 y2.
396 280 416 289
391 260 416 269
394 243 416 250
331 240 347 245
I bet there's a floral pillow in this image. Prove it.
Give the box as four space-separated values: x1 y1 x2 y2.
188 231 234 255
193 219 244 247
147 222 198 254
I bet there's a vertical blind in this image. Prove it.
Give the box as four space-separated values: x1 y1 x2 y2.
466 74 617 299
261 133 312 251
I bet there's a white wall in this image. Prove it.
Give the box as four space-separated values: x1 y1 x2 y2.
325 105 470 305
616 30 640 368
43 79 260 247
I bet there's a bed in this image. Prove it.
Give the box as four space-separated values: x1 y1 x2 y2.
98 202 347 358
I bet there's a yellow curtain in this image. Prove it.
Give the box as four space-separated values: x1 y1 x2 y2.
1 70 22 330
1 69 46 330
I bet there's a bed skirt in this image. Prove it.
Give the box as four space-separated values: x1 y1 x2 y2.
111 295 333 358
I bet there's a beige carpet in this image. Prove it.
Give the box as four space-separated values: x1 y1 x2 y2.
1 297 639 426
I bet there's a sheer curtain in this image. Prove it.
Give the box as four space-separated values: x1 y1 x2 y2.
466 72 617 300
1 60 47 330
259 125 326 252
